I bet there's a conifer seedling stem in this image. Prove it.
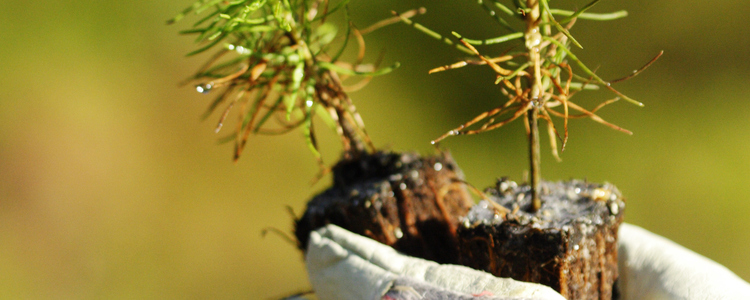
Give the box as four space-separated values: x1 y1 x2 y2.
527 106 542 211
526 0 543 212
286 29 366 158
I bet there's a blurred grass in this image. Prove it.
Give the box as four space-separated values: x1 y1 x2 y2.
1 0 749 298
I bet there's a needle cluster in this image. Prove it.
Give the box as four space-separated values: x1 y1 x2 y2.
397 0 661 211
170 0 402 163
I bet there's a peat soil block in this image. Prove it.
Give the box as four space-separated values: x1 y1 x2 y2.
295 151 473 264
458 179 625 300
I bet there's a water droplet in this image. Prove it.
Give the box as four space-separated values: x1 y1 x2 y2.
399 183 407 190
499 180 517 193
524 29 542 48
609 202 619 215
573 244 580 250
227 44 235 50
566 188 579 200
430 140 437 145
433 162 443 171
449 130 459 136
235 45 249 54
394 228 403 239
305 99 313 107
195 83 213 94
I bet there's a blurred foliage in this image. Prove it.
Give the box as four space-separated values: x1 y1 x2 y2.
1 0 750 299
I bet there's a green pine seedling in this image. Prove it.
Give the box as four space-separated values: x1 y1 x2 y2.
169 0 406 166
396 0 662 211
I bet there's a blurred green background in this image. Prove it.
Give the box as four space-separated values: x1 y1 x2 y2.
1 0 749 298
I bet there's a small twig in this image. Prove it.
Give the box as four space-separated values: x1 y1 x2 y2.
261 227 300 247
610 50 664 84
359 7 426 35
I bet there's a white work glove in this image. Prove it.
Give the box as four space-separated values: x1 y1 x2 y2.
617 224 750 299
304 224 750 300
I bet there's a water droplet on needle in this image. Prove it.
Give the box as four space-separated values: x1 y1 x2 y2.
195 83 213 94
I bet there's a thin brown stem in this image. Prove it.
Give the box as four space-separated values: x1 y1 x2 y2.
291 25 371 159
526 0 543 212
322 69 376 159
610 50 664 84
527 107 541 211
359 7 426 35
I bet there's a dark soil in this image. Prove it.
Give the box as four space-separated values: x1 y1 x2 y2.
295 153 624 299
294 151 473 264
457 178 625 300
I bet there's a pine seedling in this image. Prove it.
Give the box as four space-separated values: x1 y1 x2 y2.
397 0 661 211
169 0 407 165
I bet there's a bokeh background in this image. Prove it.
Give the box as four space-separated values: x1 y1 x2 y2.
2 0 749 298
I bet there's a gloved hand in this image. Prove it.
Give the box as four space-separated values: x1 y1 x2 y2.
303 224 750 300
617 224 750 299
